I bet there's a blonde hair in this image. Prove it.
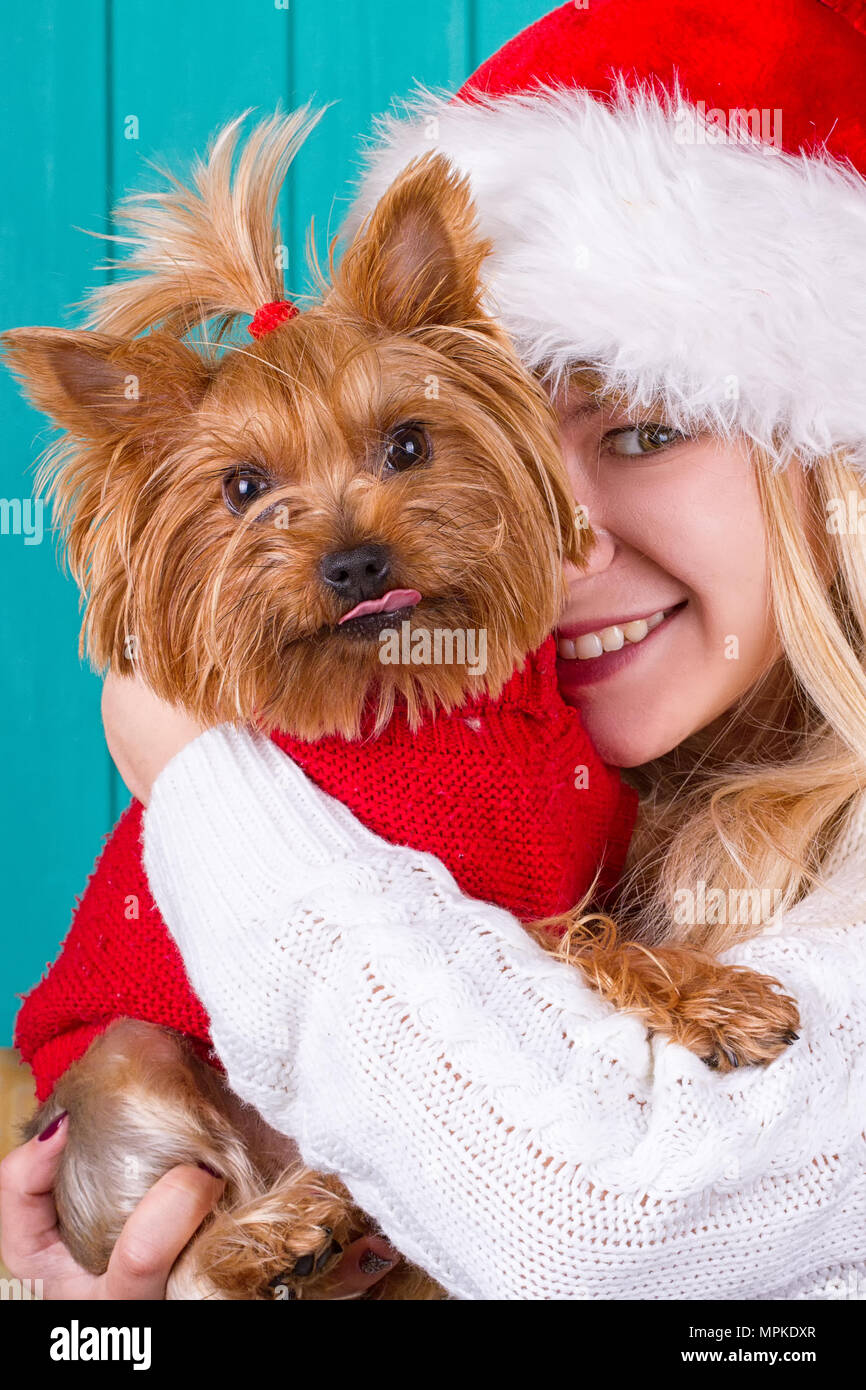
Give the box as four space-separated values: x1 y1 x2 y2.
611 443 866 951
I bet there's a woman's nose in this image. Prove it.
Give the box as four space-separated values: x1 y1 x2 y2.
575 524 617 576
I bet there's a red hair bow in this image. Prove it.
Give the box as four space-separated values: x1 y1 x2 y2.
249 299 299 339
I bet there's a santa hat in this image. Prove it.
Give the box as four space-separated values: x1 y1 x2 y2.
344 0 866 468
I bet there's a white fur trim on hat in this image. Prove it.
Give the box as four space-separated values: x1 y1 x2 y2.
344 85 866 466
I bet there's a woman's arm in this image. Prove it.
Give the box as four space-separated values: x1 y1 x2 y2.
142 725 866 1301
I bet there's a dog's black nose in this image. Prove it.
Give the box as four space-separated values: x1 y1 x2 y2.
319 543 392 604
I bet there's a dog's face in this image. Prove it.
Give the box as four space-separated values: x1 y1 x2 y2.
3 155 584 737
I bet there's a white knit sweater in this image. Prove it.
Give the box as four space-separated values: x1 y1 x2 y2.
143 727 866 1301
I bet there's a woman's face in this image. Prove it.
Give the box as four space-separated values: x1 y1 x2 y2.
555 385 781 767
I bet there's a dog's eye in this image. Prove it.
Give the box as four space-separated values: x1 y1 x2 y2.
384 423 431 473
223 467 271 515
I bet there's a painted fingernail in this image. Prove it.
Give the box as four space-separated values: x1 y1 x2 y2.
197 1161 223 1178
358 1248 396 1275
37 1111 67 1141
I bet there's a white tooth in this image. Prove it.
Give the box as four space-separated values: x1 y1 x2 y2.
622 618 649 643
557 637 577 660
600 625 624 652
575 632 604 659
645 610 666 630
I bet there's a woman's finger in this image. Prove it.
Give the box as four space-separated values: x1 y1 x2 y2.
324 1235 401 1297
0 1114 69 1273
102 1164 224 1301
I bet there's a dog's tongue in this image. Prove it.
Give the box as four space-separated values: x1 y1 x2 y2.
338 588 422 625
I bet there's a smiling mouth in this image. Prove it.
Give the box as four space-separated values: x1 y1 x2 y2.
557 601 688 660
334 587 422 639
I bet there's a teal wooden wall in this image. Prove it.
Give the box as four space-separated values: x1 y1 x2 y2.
0 0 550 1043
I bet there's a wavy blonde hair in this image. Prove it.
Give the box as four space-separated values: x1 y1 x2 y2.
598 443 866 952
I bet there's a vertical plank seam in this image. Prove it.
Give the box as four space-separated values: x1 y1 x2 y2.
286 0 297 297
466 0 479 76
104 0 114 222
105 0 120 825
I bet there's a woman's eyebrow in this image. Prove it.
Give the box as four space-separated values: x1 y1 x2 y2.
562 393 673 427
558 397 605 424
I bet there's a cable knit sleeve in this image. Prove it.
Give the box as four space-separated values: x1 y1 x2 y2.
142 726 866 1301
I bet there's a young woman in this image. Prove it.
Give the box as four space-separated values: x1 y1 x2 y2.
3 0 866 1298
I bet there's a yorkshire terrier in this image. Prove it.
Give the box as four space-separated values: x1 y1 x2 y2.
3 108 799 1300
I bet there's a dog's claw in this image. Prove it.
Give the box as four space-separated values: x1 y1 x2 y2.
291 1236 342 1280
315 1238 343 1273
703 1046 741 1071
785 1030 800 1043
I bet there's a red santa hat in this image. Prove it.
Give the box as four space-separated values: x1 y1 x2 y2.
345 0 866 468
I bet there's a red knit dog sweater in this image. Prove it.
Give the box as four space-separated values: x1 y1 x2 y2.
16 637 638 1102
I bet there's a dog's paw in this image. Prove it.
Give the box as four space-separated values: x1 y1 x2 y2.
663 963 801 1073
268 1230 345 1298
574 937 800 1075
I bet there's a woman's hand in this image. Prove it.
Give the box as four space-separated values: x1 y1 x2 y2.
0 1118 398 1299
0 1117 224 1299
102 672 204 807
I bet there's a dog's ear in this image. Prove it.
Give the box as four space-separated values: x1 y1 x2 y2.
335 153 492 331
1 327 212 441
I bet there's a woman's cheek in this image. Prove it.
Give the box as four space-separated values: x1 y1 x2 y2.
562 605 710 764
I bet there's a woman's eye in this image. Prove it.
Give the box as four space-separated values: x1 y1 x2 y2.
384 422 432 473
603 424 687 456
223 467 271 515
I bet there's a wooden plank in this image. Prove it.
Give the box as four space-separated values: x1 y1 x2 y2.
110 0 292 239
0 1049 37 1281
288 0 470 292
105 1 293 814
473 0 551 72
0 0 111 1045
0 1049 36 1161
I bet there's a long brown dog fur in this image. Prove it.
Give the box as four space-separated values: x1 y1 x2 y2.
5 110 798 1300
